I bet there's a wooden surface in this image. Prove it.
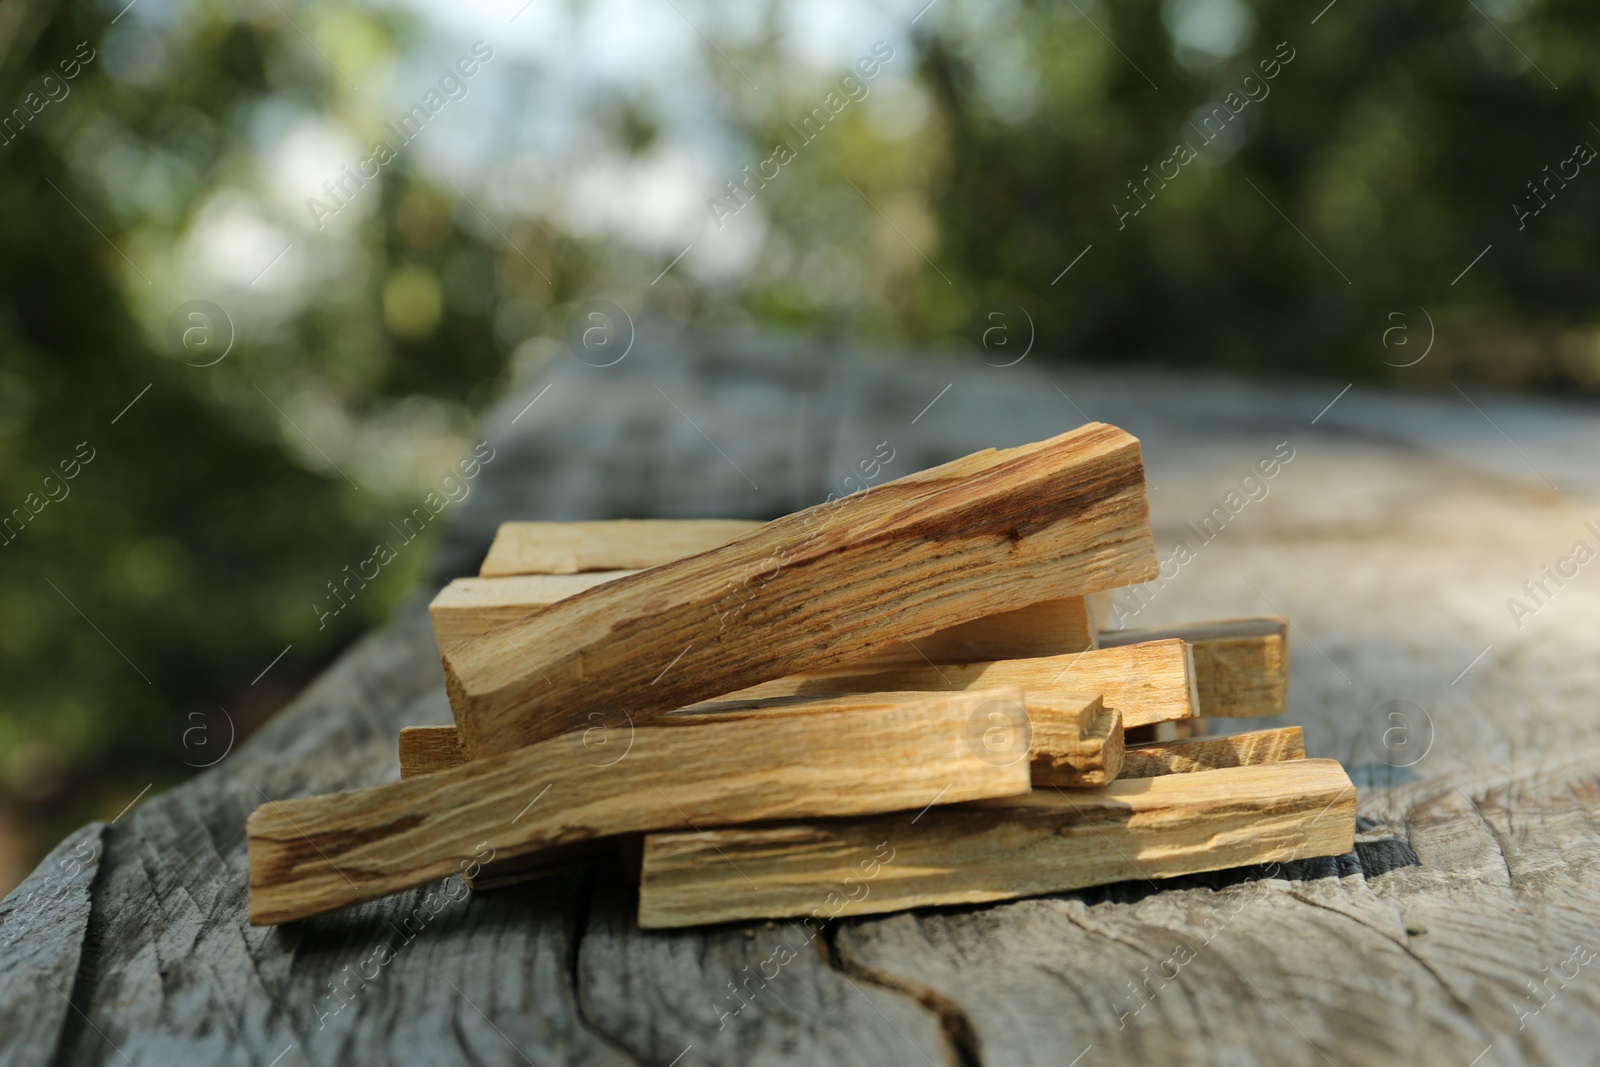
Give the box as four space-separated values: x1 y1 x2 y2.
5 334 1600 1065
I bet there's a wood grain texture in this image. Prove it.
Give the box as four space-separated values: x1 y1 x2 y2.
400 693 1116 784
249 688 1033 924
1120 726 1304 778
850 596 1098 668
479 518 761 576
636 759 1356 928
1029 696 1124 787
1100 616 1288 717
444 423 1157 757
0 822 105 1066
719 638 1198 729
400 695 1115 890
429 571 636 646
397 723 469 777
441 575 1093 667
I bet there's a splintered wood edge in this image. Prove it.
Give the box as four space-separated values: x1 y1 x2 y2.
634 759 1356 928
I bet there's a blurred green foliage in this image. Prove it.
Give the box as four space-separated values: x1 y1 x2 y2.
2 0 1597 878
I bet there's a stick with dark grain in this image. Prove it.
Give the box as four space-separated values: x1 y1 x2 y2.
249 688 1033 924
442 423 1156 757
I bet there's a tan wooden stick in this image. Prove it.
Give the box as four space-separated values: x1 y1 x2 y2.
444 424 1156 757
429 571 638 647
636 759 1355 928
1099 617 1288 717
479 519 761 576
249 688 1033 924
1119 726 1304 778
431 573 1095 660
717 639 1197 729
400 693 1122 785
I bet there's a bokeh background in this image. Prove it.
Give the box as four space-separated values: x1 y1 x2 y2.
1 0 1594 890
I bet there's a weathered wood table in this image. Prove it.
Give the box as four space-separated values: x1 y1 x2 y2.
6 337 1600 1066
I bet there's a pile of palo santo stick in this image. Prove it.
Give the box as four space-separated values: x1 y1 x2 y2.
246 423 1354 929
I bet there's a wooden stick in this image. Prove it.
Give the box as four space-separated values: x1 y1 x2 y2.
248 689 1034 924
1099 617 1287 717
1119 726 1305 779
848 597 1097 669
399 722 613 890
1086 590 1114 629
398 725 470 777
400 694 1121 785
716 639 1197 729
429 572 637 647
437 575 1096 663
479 519 761 576
445 424 1157 757
400 694 1118 890
1028 696 1122 787
636 759 1355 929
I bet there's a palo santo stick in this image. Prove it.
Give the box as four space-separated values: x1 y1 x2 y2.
718 639 1197 730
1028 696 1122 787
446 424 1157 757
848 597 1097 669
479 519 761 577
397 725 613 889
636 759 1355 929
1099 617 1287 717
429 571 637 647
1119 726 1304 779
249 689 1033 924
1086 590 1114 630
399 694 1116 891
438 574 1095 663
400 694 1120 785
398 725 470 777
